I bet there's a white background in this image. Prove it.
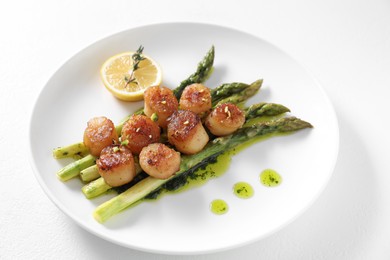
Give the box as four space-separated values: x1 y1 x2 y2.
1 0 389 259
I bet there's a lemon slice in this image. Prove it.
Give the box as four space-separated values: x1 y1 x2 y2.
100 52 162 101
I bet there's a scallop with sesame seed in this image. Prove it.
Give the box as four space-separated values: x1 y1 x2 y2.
167 110 209 154
205 103 245 136
121 114 161 154
179 83 212 116
144 86 179 128
97 144 136 187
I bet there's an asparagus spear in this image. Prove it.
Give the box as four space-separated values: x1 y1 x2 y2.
244 102 290 121
82 177 112 199
56 154 96 181
173 46 215 99
93 117 313 223
214 79 262 106
80 165 100 182
52 142 89 159
211 80 262 107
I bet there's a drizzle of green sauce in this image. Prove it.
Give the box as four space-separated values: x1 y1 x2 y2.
260 169 282 187
210 199 229 215
164 150 233 195
233 182 254 199
142 122 289 202
141 151 233 201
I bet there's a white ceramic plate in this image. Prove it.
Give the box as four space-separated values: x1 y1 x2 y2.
29 23 338 254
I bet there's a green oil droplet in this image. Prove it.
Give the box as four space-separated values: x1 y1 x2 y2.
260 169 282 187
210 199 229 215
233 182 254 199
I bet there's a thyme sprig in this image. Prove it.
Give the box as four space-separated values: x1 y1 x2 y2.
124 45 146 88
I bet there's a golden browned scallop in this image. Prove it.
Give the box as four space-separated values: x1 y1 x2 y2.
83 116 119 157
179 83 212 115
144 86 179 128
139 143 181 179
167 110 209 154
121 114 161 154
205 103 245 136
97 145 136 187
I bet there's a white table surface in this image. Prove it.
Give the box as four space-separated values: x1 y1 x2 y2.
1 0 389 259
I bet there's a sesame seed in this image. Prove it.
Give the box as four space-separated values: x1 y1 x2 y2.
225 106 231 118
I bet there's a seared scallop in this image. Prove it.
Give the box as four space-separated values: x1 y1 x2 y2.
205 103 245 136
97 145 136 187
179 83 212 115
139 143 181 179
121 114 160 154
144 86 179 128
167 110 209 154
83 116 119 156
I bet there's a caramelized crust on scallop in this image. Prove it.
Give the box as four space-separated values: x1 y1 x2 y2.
121 115 160 154
144 86 179 128
97 145 136 187
179 83 212 115
167 110 200 141
139 143 181 179
167 110 209 154
83 116 119 156
205 103 245 136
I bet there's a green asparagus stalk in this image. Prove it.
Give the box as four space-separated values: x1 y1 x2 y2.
214 79 263 106
211 80 261 106
173 46 215 99
52 142 89 159
244 102 290 121
80 165 100 182
56 154 96 181
93 117 313 223
82 177 112 199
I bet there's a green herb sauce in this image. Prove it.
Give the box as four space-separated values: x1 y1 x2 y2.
140 125 288 206
164 150 233 194
233 182 254 199
260 169 282 187
210 199 229 215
